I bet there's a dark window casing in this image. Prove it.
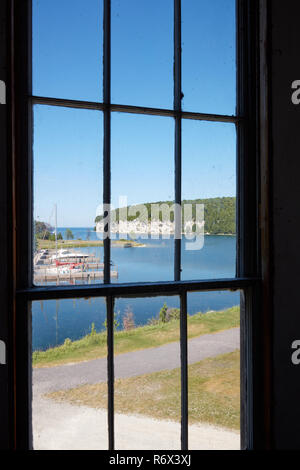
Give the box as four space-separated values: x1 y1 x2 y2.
3 0 270 450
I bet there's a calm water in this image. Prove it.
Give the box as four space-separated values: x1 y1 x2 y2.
32 228 239 350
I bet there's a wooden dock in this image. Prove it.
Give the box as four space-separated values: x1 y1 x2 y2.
33 248 117 283
34 262 105 270
34 269 118 283
36 257 101 265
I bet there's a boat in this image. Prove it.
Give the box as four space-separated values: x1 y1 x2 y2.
51 249 91 262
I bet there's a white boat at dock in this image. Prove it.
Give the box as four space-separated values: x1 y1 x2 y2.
51 249 92 261
34 244 117 283
34 206 117 283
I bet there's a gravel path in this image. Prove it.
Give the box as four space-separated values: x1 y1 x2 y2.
33 327 240 450
33 327 240 396
33 402 240 450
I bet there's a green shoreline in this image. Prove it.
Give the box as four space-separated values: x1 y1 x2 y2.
37 233 235 250
36 239 145 249
33 306 239 368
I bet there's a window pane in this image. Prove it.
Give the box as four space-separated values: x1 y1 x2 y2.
187 291 240 450
32 297 108 450
181 120 236 280
182 0 236 115
100 113 174 283
33 105 104 286
33 0 103 102
114 297 181 450
111 0 173 108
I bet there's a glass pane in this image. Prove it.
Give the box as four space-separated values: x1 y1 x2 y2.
32 297 108 450
114 297 181 450
33 0 103 102
181 120 236 280
111 0 173 108
187 291 240 450
100 113 174 283
182 0 236 115
33 105 104 286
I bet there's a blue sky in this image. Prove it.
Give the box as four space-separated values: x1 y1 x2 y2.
33 0 236 227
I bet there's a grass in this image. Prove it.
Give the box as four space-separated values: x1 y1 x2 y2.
47 350 240 431
32 306 239 368
36 239 144 249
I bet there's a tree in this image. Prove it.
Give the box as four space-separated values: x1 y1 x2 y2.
103 312 120 330
48 232 63 242
122 307 135 331
66 229 74 240
34 220 53 238
42 230 51 240
34 234 38 252
166 307 180 322
97 197 236 235
159 303 168 323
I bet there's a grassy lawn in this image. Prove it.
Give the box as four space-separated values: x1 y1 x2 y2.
47 350 240 431
33 306 239 368
37 239 144 249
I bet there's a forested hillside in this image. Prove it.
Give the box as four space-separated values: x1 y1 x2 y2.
95 197 236 235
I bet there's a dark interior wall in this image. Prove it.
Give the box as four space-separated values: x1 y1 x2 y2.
0 0 12 450
271 0 300 449
0 0 300 450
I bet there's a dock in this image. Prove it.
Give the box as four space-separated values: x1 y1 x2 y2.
34 269 118 283
34 247 118 284
34 262 105 270
35 256 101 265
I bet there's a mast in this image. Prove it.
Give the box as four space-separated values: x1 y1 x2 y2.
55 203 58 258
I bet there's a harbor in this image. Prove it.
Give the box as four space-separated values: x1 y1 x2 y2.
34 248 118 284
34 203 119 284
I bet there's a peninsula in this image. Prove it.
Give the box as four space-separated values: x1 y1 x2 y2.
95 197 236 236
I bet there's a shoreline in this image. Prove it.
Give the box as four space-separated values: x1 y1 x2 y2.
36 233 235 250
36 239 146 250
32 306 240 367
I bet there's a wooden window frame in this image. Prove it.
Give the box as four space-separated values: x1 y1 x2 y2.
7 0 271 450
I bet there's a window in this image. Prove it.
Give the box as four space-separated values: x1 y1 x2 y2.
13 0 263 450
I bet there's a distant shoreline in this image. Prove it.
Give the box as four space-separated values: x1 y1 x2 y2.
205 233 236 236
36 239 146 250
37 233 236 250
